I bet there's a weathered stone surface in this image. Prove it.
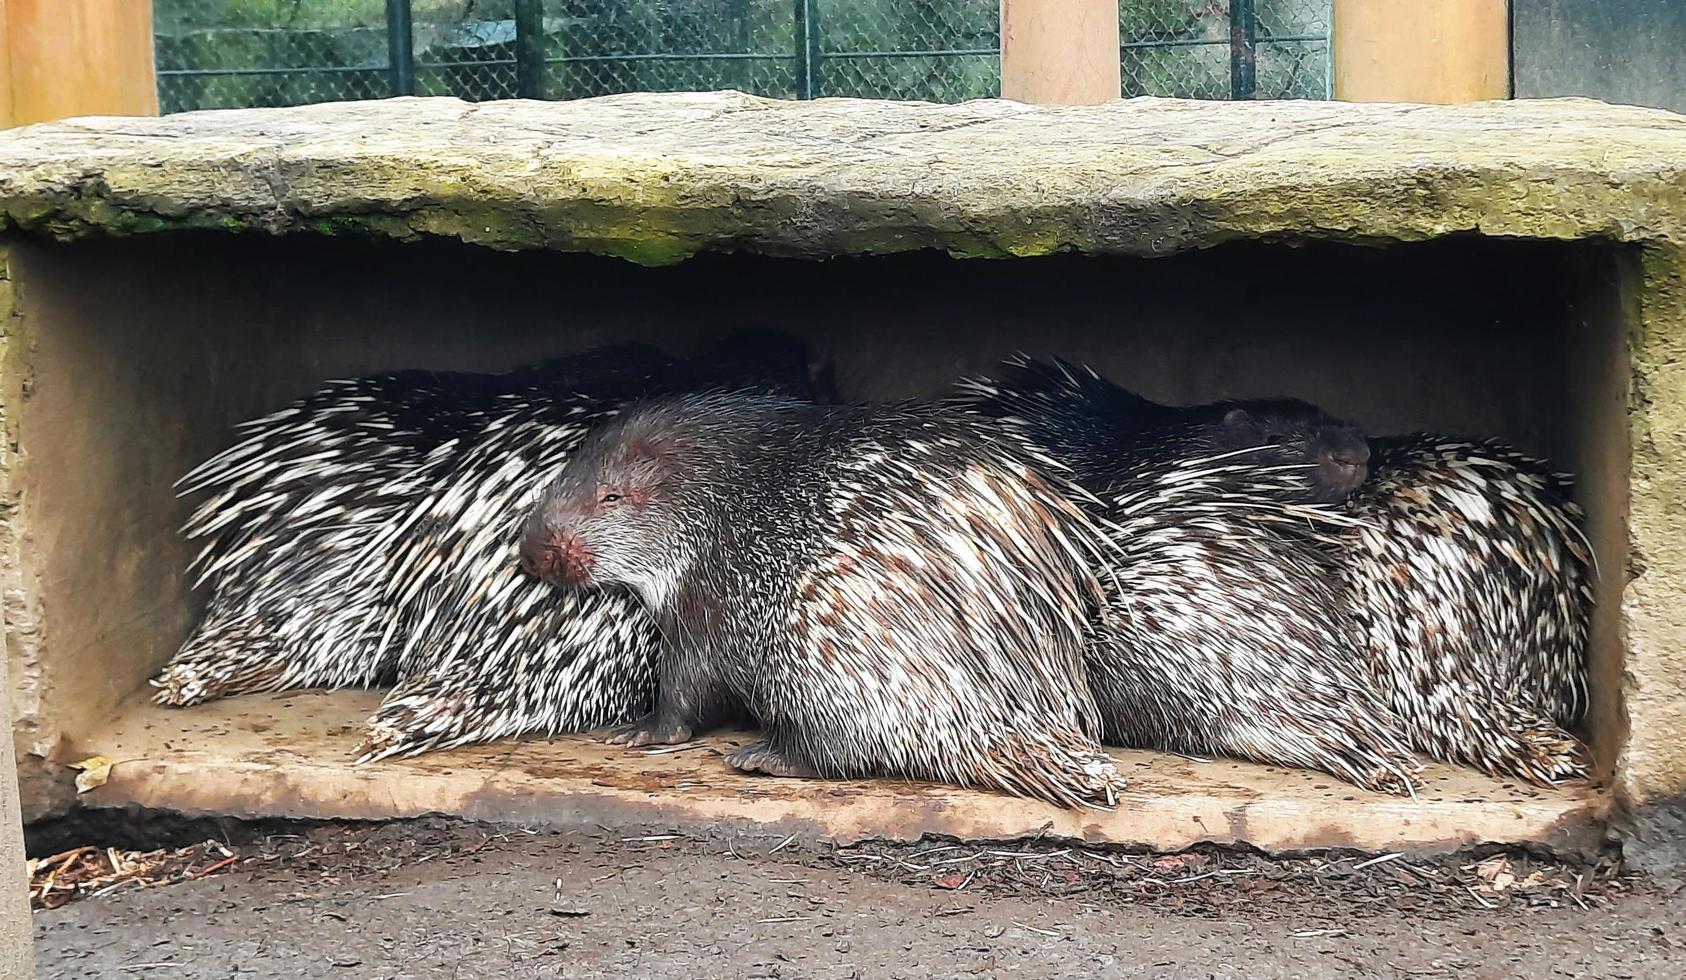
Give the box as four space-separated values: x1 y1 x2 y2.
1623 243 1686 873
0 247 69 826
81 692 1612 861
0 93 1683 263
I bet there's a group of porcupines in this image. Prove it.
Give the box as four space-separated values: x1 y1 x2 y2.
158 330 1595 808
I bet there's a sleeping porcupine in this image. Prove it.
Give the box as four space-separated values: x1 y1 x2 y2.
956 356 1422 794
157 341 680 706
356 391 664 762
960 356 1595 787
359 332 826 761
1344 436 1593 784
159 332 821 727
519 392 1126 808
957 355 1371 506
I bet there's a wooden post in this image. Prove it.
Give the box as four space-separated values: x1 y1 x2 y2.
0 0 159 129
1000 0 1120 106
1333 0 1511 104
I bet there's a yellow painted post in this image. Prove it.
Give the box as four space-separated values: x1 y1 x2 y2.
1000 0 1121 106
1333 0 1512 104
0 0 159 128
0 11 13 129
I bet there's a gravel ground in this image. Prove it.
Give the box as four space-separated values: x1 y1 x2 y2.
30 817 1686 979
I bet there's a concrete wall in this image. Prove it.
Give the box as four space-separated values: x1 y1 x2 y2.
0 231 1633 821
1619 244 1686 871
1514 0 1686 113
0 248 35 977
0 655 33 978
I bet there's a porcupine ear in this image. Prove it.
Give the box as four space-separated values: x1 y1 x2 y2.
1220 404 1261 438
620 437 665 466
810 357 839 406
617 431 683 491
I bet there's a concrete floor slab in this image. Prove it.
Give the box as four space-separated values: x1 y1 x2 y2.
74 690 1609 857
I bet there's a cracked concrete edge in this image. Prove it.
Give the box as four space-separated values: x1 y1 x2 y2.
0 261 33 969
0 248 67 829
1618 243 1686 875
0 94 1681 264
80 753 1611 863
0 663 32 978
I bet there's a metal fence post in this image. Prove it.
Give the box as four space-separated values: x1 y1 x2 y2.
734 0 753 92
1229 0 1257 100
794 0 820 99
386 0 416 97
515 0 547 99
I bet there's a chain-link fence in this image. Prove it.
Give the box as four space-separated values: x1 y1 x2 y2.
1123 1 1331 100
154 1 1328 113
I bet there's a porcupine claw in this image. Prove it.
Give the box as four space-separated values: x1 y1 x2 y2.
352 728 400 765
725 740 822 779
352 691 468 764
1535 730 1594 784
602 713 693 748
1487 710 1594 786
150 665 213 708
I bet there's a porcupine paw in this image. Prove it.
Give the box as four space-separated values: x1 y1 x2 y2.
1513 722 1594 786
1353 759 1423 798
603 713 693 748
993 737 1127 809
354 692 469 764
149 663 220 708
353 723 403 764
725 740 821 779
1334 738 1425 798
1445 704 1595 786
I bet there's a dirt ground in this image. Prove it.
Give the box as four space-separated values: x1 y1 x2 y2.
28 816 1686 979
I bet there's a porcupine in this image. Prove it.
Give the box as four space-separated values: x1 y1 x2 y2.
158 333 818 710
955 356 1422 795
155 341 682 707
358 332 825 762
1343 435 1594 785
956 354 1372 505
518 392 1126 808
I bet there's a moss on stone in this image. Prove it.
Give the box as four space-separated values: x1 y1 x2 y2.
0 94 1681 263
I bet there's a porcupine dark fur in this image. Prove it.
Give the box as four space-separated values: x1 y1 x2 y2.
156 341 682 707
519 393 1126 808
1343 435 1594 785
955 356 1421 795
358 332 825 761
955 355 1371 506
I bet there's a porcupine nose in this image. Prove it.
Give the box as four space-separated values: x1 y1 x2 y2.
1321 439 1372 500
519 526 594 585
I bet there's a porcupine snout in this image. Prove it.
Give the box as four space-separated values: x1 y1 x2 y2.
519 519 596 586
1319 433 1372 502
